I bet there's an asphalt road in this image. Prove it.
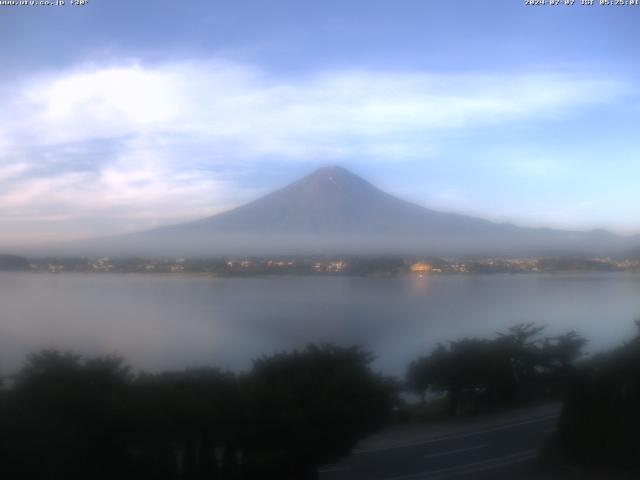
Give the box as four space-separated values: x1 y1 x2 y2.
319 406 560 480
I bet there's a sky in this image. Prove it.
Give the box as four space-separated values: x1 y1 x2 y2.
1 0 639 246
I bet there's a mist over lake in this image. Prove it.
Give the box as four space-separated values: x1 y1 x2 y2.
2 272 639 377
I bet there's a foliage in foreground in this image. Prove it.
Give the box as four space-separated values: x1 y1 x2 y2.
406 323 586 416
0 345 394 480
548 321 640 471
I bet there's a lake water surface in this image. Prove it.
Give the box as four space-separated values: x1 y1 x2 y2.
1 272 639 376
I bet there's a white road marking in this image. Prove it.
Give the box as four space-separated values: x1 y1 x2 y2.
423 444 487 459
384 449 538 480
355 414 558 455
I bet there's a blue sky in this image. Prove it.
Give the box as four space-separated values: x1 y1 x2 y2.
1 0 639 245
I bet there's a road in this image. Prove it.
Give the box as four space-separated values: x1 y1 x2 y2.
319 404 561 480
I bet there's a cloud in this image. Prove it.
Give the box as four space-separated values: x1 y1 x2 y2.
0 162 30 182
0 59 629 244
2 60 624 158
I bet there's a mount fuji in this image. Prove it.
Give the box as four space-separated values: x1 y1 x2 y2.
67 166 632 256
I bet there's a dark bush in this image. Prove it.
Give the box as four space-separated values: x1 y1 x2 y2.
0 344 394 479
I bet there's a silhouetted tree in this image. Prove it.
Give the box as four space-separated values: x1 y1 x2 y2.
128 367 244 479
407 324 586 416
244 344 395 479
549 321 640 472
0 254 29 271
345 256 405 276
0 344 394 479
6 351 132 479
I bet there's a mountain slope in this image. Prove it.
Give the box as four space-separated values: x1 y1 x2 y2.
72 166 632 256
162 166 499 235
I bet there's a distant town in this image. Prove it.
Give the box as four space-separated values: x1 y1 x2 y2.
1 254 639 276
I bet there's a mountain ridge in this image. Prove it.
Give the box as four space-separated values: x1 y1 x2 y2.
160 166 502 236
36 166 638 257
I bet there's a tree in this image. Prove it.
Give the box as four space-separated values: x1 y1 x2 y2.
406 324 586 416
245 344 395 479
6 351 133 479
1 345 394 479
549 321 640 471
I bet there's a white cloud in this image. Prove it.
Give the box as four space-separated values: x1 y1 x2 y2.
0 59 628 244
2 61 623 158
0 162 30 181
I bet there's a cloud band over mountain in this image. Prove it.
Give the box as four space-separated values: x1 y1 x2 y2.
0 59 630 246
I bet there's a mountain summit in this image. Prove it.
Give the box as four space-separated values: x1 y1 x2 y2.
77 166 629 256
153 165 499 238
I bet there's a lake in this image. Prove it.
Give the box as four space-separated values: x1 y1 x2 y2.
1 272 639 377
